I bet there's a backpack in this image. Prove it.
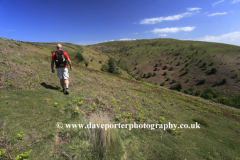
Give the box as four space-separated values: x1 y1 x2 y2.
54 50 67 67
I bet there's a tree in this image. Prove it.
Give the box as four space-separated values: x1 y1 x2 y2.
108 58 117 74
76 52 85 62
85 61 89 67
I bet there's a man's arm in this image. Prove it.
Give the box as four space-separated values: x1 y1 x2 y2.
67 58 72 70
51 60 55 73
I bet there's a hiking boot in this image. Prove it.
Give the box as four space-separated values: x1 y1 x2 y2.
64 88 69 94
62 88 65 93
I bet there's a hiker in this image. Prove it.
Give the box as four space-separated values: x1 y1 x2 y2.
51 44 72 94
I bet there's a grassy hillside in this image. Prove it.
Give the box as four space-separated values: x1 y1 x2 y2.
0 38 240 159
88 38 240 99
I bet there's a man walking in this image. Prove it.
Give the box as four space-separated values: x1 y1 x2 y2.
51 44 72 94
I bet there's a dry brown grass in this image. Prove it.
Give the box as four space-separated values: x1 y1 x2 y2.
87 113 112 156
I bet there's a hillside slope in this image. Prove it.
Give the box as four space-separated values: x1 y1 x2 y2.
0 38 240 159
88 38 240 98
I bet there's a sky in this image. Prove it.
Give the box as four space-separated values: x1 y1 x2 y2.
1 0 240 46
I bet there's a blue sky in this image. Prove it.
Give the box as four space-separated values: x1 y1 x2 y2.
1 0 240 46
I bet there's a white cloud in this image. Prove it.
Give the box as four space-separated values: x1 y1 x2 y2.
207 12 227 16
187 8 201 11
140 12 192 24
212 0 224 6
231 0 240 3
119 38 135 41
196 31 240 46
159 34 167 37
151 26 195 33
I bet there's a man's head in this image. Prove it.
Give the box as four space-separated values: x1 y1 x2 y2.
57 44 62 50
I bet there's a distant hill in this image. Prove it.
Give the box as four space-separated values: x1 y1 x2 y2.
88 38 240 99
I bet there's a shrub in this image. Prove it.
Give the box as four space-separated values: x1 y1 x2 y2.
99 61 102 64
186 79 189 83
172 79 177 83
203 61 208 66
230 94 240 109
185 63 189 67
185 68 190 73
135 77 142 81
221 78 227 84
184 90 190 94
148 72 152 77
153 72 156 76
204 88 221 98
160 82 165 86
169 66 173 71
166 77 170 81
101 64 109 72
154 68 157 71
163 66 167 70
143 73 146 78
210 68 217 74
133 67 136 70
201 93 213 100
217 97 232 106
155 64 158 67
198 79 206 85
209 62 214 66
176 62 181 66
170 83 182 91
195 89 202 96
76 52 85 62
189 87 194 91
163 72 167 76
